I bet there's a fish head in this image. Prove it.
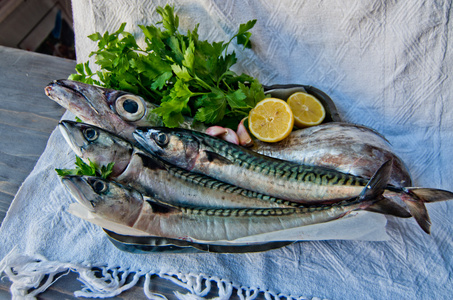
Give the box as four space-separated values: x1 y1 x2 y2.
133 127 200 170
62 175 143 226
59 121 133 177
45 80 161 139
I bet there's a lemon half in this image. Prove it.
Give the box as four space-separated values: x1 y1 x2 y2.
287 92 325 128
248 98 294 143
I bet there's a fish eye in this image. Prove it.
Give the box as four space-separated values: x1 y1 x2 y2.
153 132 169 147
123 99 139 113
83 128 98 142
115 94 146 122
92 180 108 194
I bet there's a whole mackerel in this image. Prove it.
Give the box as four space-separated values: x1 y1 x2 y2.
59 120 302 209
61 162 394 242
134 127 453 234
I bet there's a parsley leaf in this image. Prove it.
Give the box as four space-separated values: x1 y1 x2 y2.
55 156 115 179
70 5 264 127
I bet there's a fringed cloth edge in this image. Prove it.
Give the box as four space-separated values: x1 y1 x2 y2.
0 249 326 300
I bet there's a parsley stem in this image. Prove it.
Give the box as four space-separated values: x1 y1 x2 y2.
194 76 211 90
136 80 159 99
191 92 208 97
222 79 233 91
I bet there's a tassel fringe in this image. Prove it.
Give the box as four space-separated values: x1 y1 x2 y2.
0 250 326 300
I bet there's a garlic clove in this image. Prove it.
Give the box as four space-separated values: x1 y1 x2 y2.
206 126 228 137
237 117 254 147
206 126 239 145
222 128 240 145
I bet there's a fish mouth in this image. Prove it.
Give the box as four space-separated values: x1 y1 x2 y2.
61 176 96 212
133 129 160 154
45 79 102 115
58 121 86 157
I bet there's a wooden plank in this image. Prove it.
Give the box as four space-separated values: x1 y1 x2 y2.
0 45 76 299
0 45 76 225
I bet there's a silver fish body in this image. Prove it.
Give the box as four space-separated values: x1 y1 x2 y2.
253 122 411 187
45 80 412 186
134 127 453 234
134 127 375 203
59 120 300 209
61 170 391 242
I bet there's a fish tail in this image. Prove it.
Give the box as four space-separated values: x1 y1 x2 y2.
400 187 453 234
360 160 453 234
364 198 412 218
357 160 411 218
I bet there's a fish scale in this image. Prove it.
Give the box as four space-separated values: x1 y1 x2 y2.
135 127 373 203
135 127 453 234
163 158 312 208
200 130 367 187
173 197 361 217
47 81 453 234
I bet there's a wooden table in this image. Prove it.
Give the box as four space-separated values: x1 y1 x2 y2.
0 45 73 298
0 46 242 299
0 45 74 224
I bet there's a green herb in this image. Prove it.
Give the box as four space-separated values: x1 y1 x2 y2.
56 156 114 179
69 5 266 127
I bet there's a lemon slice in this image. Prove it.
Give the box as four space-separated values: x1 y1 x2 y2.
287 92 325 128
248 98 294 142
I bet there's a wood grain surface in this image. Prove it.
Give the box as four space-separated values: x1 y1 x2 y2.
0 45 76 298
0 45 75 224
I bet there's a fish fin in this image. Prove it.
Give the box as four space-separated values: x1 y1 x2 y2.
202 151 234 165
364 198 411 218
403 199 431 234
358 159 411 218
406 188 453 203
401 187 453 234
359 159 393 201
145 199 179 214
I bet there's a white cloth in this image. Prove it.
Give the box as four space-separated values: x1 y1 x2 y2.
1 0 453 299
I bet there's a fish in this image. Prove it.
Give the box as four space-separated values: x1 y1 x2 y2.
59 120 301 209
46 80 431 231
60 160 401 242
133 127 453 234
45 79 204 141
44 79 412 187
251 122 412 187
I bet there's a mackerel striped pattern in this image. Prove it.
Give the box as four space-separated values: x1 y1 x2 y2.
189 130 369 188
161 197 361 217
164 161 304 208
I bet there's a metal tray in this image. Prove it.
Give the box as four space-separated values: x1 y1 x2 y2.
105 229 294 254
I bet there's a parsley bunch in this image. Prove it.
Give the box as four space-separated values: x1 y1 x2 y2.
56 156 114 179
69 5 267 128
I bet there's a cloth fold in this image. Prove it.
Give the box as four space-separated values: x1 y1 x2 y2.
1 0 453 299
